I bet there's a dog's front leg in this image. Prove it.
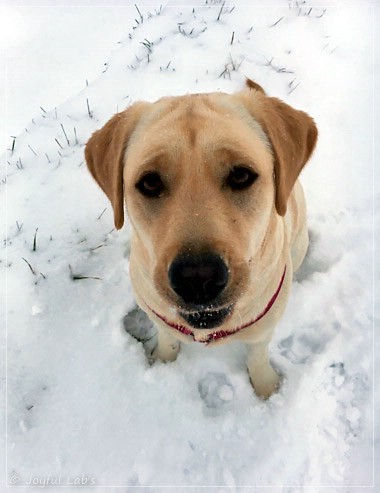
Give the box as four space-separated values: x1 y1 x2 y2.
151 328 180 363
247 340 281 399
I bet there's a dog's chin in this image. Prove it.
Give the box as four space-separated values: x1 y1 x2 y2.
179 304 234 329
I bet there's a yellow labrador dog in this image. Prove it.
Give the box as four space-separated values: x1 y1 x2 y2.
85 79 317 399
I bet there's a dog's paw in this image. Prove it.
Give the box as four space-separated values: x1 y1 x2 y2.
249 367 282 400
150 342 180 364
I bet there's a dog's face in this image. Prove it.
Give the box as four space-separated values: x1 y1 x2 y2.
85 80 317 337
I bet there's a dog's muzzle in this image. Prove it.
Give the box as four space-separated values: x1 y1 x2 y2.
168 251 231 328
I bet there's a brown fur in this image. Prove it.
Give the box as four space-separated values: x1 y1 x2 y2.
85 79 317 399
236 89 318 215
245 77 266 94
85 102 148 229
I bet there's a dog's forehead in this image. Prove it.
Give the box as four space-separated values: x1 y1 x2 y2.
138 93 228 130
150 92 269 143
126 92 271 164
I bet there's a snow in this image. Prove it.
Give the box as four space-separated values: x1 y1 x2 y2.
2 0 378 490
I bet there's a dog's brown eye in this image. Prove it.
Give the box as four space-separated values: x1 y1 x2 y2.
226 166 258 190
136 172 165 198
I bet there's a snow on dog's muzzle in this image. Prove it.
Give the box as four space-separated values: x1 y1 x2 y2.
179 304 234 329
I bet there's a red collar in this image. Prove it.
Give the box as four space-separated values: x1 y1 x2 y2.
150 266 287 345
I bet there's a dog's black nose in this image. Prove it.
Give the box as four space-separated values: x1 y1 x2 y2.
168 252 229 305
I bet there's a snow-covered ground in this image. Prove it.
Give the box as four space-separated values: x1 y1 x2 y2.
2 0 378 490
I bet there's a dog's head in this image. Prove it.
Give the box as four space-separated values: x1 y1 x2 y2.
85 80 317 335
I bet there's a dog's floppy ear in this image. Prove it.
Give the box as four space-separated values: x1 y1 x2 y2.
85 102 147 229
240 81 318 216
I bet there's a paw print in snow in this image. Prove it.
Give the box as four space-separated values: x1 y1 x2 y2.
198 372 235 409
